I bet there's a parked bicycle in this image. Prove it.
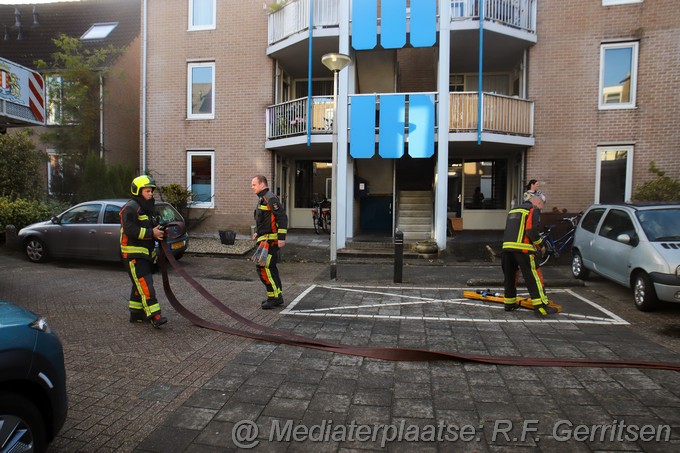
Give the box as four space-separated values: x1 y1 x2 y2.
538 213 582 266
311 198 331 234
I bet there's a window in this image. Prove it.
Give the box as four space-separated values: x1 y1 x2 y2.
598 209 635 241
294 161 332 208
61 204 101 225
80 22 118 40
599 42 638 109
581 208 606 233
460 160 508 210
595 146 634 203
103 205 121 224
189 0 216 30
187 62 215 119
45 76 66 125
603 0 643 6
187 151 214 208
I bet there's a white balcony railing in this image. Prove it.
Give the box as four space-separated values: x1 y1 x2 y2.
266 92 533 140
268 0 340 45
451 0 536 32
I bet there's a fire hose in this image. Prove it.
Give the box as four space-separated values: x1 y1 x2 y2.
158 238 680 371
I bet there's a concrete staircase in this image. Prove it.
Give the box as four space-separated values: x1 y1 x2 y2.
396 190 433 242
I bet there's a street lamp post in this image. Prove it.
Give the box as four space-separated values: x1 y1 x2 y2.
321 52 351 280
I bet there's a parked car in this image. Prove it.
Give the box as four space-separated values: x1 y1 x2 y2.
0 299 68 452
18 199 189 263
571 202 680 311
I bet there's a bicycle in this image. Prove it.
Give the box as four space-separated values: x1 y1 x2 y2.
311 199 331 234
537 213 582 266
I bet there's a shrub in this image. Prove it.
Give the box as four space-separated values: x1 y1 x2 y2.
632 162 680 202
0 197 52 233
0 132 46 201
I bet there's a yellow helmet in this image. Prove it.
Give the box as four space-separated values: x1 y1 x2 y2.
131 175 156 196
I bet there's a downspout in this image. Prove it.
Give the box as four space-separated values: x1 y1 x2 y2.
306 0 313 147
141 0 148 172
99 72 104 159
477 0 484 145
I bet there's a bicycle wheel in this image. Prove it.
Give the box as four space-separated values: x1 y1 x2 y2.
537 240 554 267
321 212 330 233
312 211 320 234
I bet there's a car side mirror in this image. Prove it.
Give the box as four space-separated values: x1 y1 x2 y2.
616 233 638 246
51 216 60 224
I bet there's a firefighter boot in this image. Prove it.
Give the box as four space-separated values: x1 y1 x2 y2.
130 310 150 323
504 303 520 312
261 296 283 309
533 303 558 319
150 314 168 328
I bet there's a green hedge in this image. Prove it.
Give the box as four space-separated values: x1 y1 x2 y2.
0 197 66 233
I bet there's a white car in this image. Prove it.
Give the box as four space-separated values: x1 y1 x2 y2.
571 203 680 311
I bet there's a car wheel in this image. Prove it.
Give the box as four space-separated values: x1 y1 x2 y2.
24 237 48 263
571 251 590 280
0 392 47 453
633 271 658 312
173 252 184 261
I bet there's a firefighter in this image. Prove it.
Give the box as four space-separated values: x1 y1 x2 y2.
251 175 288 309
120 175 167 327
501 192 558 318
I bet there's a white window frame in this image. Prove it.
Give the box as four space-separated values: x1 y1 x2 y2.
187 150 215 208
80 22 118 40
46 149 58 195
599 41 639 110
595 145 634 203
188 0 216 31
603 0 643 6
187 62 215 120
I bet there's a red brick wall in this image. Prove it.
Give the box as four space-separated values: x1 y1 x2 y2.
145 0 274 232
528 0 680 212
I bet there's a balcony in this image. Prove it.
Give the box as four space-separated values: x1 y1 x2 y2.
268 0 340 45
265 92 533 142
451 0 536 33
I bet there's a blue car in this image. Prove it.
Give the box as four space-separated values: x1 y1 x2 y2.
0 300 68 452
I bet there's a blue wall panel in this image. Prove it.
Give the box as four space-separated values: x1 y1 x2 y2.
351 0 377 50
408 94 435 158
379 95 405 158
381 0 406 49
410 0 436 47
350 96 377 158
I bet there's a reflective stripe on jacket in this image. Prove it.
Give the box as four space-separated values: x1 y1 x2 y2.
502 202 543 253
120 199 156 260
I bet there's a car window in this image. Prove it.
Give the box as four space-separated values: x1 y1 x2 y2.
103 205 121 224
155 204 183 224
60 204 102 225
581 208 606 233
637 208 680 241
598 209 635 240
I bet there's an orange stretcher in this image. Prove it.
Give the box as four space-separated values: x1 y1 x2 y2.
463 290 563 313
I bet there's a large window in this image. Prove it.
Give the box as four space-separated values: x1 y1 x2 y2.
187 62 215 119
461 160 508 210
187 151 214 208
599 42 638 109
294 161 332 208
595 146 634 203
189 0 216 30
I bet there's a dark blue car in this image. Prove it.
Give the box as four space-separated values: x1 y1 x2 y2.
0 300 68 452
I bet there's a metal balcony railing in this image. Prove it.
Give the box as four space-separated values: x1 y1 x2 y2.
266 92 533 140
451 0 536 32
268 0 339 45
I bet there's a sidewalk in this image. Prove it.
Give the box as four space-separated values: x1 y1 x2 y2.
125 231 680 452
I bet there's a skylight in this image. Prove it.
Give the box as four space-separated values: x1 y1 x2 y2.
80 22 118 40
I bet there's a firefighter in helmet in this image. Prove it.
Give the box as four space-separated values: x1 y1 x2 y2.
120 175 167 327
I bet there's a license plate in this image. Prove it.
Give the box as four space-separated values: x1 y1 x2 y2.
171 241 185 250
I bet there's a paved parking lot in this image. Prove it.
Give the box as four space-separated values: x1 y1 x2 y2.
2 236 680 452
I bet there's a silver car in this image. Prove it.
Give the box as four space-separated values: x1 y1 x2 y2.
18 199 189 263
571 203 680 311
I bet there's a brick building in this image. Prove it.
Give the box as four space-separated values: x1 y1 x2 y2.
144 0 680 251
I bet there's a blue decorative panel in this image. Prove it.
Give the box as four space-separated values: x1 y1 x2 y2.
381 0 406 49
350 96 377 159
379 95 406 158
410 0 436 47
351 0 377 50
408 94 435 158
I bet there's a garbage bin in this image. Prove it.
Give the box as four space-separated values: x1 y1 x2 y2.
218 230 236 245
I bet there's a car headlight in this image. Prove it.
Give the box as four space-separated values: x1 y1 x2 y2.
29 316 52 334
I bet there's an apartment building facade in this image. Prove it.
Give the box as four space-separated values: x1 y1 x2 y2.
144 0 679 251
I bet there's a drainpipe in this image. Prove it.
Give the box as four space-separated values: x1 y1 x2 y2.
141 0 148 172
477 0 484 145
99 73 104 159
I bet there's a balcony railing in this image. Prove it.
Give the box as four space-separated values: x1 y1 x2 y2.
266 92 533 140
266 96 334 139
451 0 536 32
450 92 533 136
268 0 339 45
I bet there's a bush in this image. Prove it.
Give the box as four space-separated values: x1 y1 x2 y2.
633 162 680 202
75 153 137 202
0 197 53 233
0 132 46 201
